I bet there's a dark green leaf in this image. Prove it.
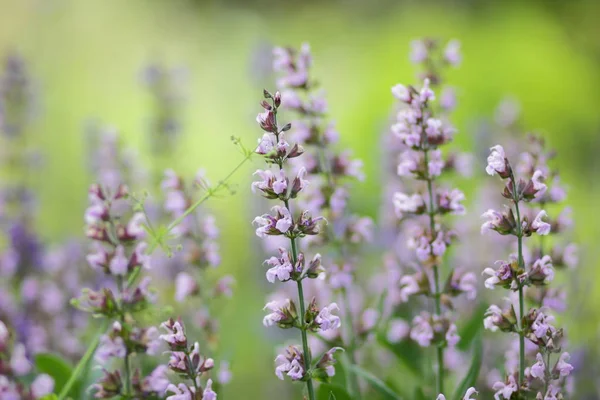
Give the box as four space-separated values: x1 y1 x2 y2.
377 333 424 378
317 383 352 400
34 353 77 396
452 334 483 400
350 365 402 400
414 387 427 400
457 303 488 351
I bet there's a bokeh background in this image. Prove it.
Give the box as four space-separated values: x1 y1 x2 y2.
1 0 600 398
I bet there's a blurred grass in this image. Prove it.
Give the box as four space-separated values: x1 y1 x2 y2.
0 0 599 397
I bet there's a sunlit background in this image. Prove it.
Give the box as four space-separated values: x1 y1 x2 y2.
1 0 600 398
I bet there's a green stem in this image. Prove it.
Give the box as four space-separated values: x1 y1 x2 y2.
116 277 131 397
423 149 444 395
512 175 526 388
286 199 315 400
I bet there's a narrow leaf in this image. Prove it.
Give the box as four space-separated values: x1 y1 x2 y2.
350 364 402 400
457 303 488 351
452 334 483 400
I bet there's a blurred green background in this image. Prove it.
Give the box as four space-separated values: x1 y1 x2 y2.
1 0 599 397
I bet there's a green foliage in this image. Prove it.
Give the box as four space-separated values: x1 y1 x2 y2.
457 303 488 351
34 353 77 396
376 333 424 378
452 334 483 400
317 384 352 400
350 365 402 400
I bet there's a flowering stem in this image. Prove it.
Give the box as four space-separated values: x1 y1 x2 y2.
285 199 316 400
63 153 252 399
511 176 526 388
424 149 444 395
117 276 131 397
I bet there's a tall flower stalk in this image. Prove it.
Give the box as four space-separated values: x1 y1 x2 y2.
482 144 573 398
389 73 472 396
272 43 372 397
74 183 164 399
252 89 343 399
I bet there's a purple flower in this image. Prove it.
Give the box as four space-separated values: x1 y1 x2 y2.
492 375 518 399
409 40 428 64
10 343 31 376
159 319 187 349
532 210 551 236
174 272 198 302
410 313 434 347
530 353 545 380
486 145 508 177
263 299 294 327
109 245 128 276
393 192 425 217
315 303 340 331
31 374 54 399
203 379 217 400
274 346 305 381
554 352 573 377
143 365 170 394
444 40 462 66
264 248 294 283
165 383 194 400
387 319 410 343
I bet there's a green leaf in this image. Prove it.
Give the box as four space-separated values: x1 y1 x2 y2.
41 395 58 400
350 365 402 400
414 387 427 400
317 383 351 400
457 303 488 351
452 334 483 400
377 333 424 378
34 353 76 396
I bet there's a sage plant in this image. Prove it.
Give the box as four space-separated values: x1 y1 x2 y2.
273 43 373 396
161 169 234 387
482 145 573 399
252 89 342 400
389 62 473 395
75 183 163 398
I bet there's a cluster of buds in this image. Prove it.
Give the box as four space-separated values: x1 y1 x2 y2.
389 54 472 396
252 88 342 399
0 320 55 399
482 144 573 399
74 183 171 399
154 318 217 400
